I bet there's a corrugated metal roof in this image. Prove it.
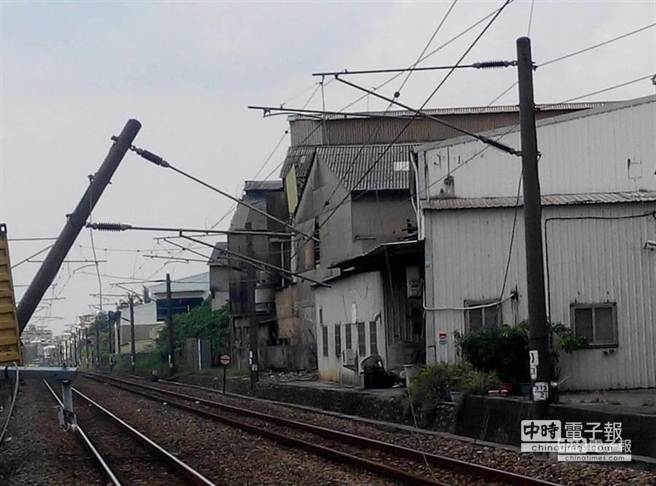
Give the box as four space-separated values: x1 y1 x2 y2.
243 180 283 192
317 143 418 192
424 191 656 210
279 145 316 179
289 102 607 121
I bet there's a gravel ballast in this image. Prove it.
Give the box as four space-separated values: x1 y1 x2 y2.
129 375 656 486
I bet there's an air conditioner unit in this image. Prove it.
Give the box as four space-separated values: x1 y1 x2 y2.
342 349 356 367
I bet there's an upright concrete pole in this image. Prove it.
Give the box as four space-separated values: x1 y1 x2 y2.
84 327 89 368
166 273 175 376
129 295 136 374
95 313 101 368
245 225 258 391
517 37 552 417
16 119 141 332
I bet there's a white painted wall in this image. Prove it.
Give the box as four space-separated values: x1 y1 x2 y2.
314 271 386 384
424 202 656 390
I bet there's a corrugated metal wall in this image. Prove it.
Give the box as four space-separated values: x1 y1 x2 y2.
419 97 656 200
425 203 656 390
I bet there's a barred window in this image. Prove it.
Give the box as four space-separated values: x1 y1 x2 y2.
369 321 378 354
345 324 352 350
357 322 366 356
322 326 328 357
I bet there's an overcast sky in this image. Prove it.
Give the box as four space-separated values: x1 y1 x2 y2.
1 0 655 335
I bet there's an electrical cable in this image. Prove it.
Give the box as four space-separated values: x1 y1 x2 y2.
10 244 54 270
559 74 655 103
0 363 19 448
339 1 513 112
489 21 656 106
317 0 513 236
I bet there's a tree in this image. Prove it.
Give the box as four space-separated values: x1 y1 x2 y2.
157 302 230 360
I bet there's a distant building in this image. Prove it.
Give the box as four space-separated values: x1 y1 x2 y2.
116 272 210 354
416 95 656 391
208 242 230 311
226 181 289 369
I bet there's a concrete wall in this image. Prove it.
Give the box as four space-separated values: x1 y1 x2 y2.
314 271 387 384
350 192 416 255
424 202 656 390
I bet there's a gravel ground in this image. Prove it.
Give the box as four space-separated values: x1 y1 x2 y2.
121 375 656 486
75 379 396 485
0 380 104 486
96 378 495 485
74 390 187 485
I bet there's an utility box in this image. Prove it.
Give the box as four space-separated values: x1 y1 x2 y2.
0 224 22 366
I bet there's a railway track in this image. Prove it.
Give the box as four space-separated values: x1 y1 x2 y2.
83 372 559 486
43 379 215 486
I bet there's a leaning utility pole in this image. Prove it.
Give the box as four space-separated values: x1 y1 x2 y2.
129 294 136 374
16 119 141 332
517 36 552 417
245 225 258 391
166 273 175 376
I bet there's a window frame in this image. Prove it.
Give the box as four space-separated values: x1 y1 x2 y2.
356 322 366 356
463 299 502 333
321 325 329 357
334 323 342 358
570 302 618 349
369 320 378 355
345 323 352 350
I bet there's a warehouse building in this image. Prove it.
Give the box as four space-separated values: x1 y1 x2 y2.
416 95 656 390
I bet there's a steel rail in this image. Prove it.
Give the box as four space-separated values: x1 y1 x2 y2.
70 385 216 486
42 379 121 486
85 373 558 486
83 373 445 486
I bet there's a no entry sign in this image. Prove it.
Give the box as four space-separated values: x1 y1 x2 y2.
219 354 231 366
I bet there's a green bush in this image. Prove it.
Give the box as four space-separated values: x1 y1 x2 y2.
455 324 530 383
408 362 500 403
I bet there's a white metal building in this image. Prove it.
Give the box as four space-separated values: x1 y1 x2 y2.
416 96 656 391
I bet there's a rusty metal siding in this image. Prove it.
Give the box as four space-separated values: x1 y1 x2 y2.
424 202 656 390
418 96 656 200
289 106 596 148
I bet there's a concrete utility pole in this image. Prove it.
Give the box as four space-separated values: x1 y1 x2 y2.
517 37 552 417
84 327 89 368
245 224 258 391
166 273 175 376
16 119 141 332
95 313 101 368
129 294 136 374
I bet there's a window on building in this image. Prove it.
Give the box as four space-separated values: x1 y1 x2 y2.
464 300 501 333
334 324 341 358
313 218 321 267
571 303 617 348
345 324 352 350
369 321 378 354
322 326 329 357
357 322 366 356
